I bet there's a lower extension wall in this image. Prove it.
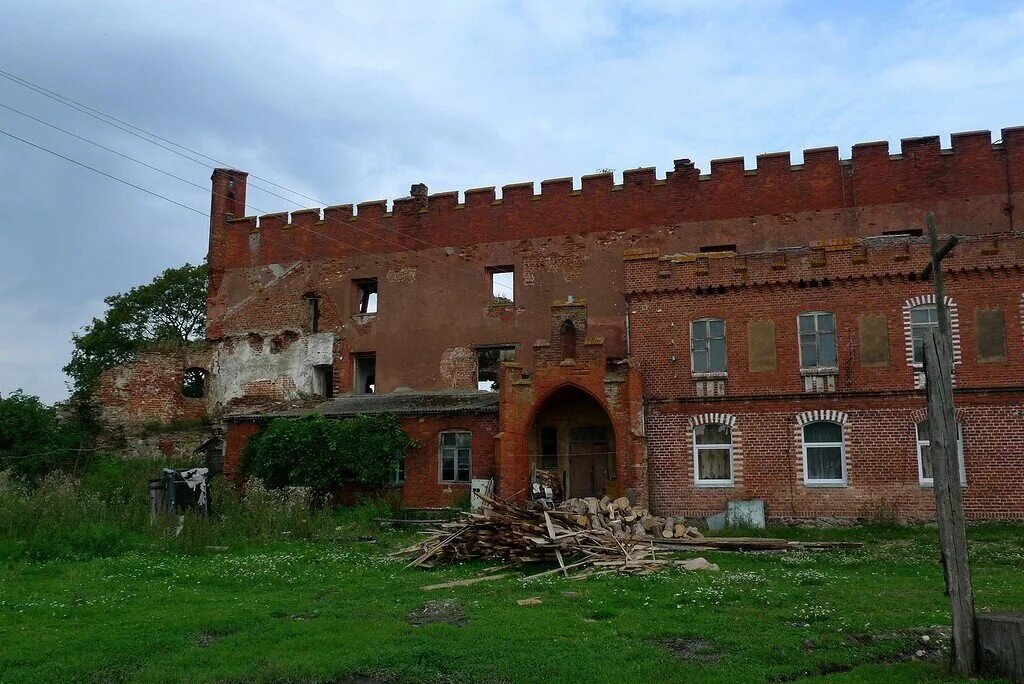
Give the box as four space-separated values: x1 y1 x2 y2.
224 414 498 508
645 394 1024 521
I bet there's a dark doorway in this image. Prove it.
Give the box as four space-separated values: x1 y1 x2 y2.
528 386 615 499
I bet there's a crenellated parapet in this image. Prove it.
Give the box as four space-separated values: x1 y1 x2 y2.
623 232 1023 295
208 127 1024 274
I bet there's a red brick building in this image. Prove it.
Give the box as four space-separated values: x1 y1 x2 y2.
102 126 1024 519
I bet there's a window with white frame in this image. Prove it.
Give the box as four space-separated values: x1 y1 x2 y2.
691 318 726 373
916 420 966 485
693 423 733 485
802 421 846 484
440 431 471 483
910 304 939 364
798 312 837 368
389 455 406 485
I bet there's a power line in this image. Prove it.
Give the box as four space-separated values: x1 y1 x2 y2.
0 70 517 298
0 123 539 325
0 67 523 278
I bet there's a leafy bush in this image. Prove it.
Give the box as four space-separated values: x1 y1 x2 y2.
0 391 93 480
242 414 413 495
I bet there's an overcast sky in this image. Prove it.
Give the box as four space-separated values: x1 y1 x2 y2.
2 0 1024 404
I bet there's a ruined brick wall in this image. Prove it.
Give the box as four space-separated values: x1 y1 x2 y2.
205 128 1024 402
626 235 1024 519
94 347 213 427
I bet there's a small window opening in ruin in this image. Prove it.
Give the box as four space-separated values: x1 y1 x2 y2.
700 244 736 253
539 426 558 470
303 292 321 333
354 279 378 314
489 267 514 305
882 228 923 237
353 353 376 394
560 320 577 360
182 368 208 398
476 345 516 391
313 364 334 398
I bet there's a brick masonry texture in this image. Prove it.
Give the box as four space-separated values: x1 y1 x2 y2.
98 126 1024 516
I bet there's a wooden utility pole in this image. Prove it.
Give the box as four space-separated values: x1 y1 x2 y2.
920 212 977 677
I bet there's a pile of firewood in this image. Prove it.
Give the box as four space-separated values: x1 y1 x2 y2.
557 495 705 541
395 494 716 578
394 495 862 580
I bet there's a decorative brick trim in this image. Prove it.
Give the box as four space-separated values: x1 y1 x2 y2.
902 294 961 365
909 407 969 424
686 413 742 486
795 409 848 426
688 413 738 427
793 411 851 485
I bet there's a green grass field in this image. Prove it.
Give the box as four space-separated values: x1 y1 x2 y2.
1 466 1021 683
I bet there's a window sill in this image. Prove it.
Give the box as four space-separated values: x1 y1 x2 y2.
351 313 377 323
800 366 838 377
803 481 848 488
692 371 728 380
918 482 968 489
439 481 471 486
695 481 735 488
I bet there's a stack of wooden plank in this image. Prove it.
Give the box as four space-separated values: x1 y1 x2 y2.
395 495 861 579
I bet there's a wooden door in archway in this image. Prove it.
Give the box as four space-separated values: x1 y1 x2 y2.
568 426 608 498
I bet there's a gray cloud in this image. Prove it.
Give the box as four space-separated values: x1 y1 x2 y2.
2 0 1024 403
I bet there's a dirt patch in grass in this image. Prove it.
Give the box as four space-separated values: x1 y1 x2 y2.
408 599 467 627
661 637 723 664
196 628 231 648
846 625 951 662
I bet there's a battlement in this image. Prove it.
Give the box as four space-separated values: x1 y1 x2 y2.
623 232 1023 294
210 127 1024 270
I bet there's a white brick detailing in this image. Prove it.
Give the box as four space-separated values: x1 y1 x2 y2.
688 413 738 427
795 409 848 426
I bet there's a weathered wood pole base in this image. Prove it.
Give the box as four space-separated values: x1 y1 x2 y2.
976 612 1024 682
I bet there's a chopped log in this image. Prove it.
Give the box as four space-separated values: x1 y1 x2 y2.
673 523 687 538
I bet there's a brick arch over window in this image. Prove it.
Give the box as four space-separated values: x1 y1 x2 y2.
909 406 969 424
902 294 961 366
687 413 743 485
793 410 851 483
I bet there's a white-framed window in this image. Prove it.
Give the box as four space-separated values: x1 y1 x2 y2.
389 455 406 485
439 431 471 483
802 421 846 485
693 423 733 486
916 420 966 486
691 318 726 373
909 304 939 364
798 312 837 368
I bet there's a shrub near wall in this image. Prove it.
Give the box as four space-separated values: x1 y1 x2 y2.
242 414 413 496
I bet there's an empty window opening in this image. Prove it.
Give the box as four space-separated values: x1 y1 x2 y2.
802 421 845 484
354 279 378 314
882 228 923 237
490 267 514 304
917 420 966 485
798 312 837 368
691 318 726 373
910 304 939 364
476 345 516 391
303 293 321 333
313 364 334 398
693 423 733 485
560 320 577 360
440 431 471 483
353 353 376 394
700 244 736 253
539 427 558 470
182 368 208 398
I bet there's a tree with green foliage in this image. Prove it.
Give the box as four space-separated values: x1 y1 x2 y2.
64 262 207 396
0 391 93 480
242 414 413 495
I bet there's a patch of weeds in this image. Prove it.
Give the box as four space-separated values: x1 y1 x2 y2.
408 599 466 627
196 627 231 648
584 609 616 622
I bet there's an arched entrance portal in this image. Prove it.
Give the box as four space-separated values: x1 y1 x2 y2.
529 386 616 499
